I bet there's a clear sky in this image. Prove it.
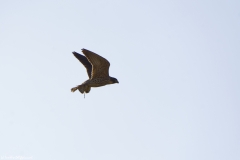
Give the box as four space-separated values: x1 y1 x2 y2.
0 0 239 160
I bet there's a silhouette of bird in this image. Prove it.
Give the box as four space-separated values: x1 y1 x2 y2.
71 49 119 96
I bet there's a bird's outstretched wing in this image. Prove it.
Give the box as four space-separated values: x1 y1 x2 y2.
72 51 92 78
81 49 110 79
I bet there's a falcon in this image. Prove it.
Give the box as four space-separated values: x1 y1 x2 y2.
71 49 119 96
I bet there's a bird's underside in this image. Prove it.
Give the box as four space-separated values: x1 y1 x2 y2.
71 49 119 96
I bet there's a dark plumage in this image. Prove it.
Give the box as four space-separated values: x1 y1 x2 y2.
71 49 119 95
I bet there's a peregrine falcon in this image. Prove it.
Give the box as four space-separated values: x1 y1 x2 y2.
71 49 119 96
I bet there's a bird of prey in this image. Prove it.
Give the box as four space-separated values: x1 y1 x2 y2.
71 49 119 97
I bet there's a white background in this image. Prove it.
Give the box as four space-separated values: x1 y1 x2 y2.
0 0 239 160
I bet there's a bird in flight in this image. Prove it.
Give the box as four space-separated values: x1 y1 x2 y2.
71 49 119 97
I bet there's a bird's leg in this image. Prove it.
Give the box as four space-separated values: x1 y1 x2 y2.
84 92 85 98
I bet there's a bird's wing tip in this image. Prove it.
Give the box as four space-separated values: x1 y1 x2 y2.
82 48 89 52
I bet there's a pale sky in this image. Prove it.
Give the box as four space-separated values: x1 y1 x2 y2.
0 0 240 160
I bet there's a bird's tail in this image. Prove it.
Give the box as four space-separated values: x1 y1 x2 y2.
71 86 78 92
71 85 85 93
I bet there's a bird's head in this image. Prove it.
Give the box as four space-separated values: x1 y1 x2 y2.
110 77 119 84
